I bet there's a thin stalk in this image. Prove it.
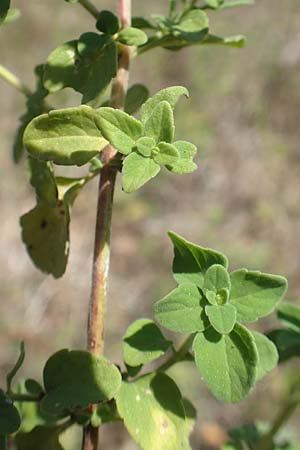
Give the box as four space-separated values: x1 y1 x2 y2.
78 0 99 19
256 400 299 450
82 2 131 450
0 64 31 97
158 334 194 372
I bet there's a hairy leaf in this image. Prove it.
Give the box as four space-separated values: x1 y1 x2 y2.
135 137 155 157
141 86 188 124
123 319 171 367
154 283 208 333
205 304 236 334
154 142 179 165
252 331 278 380
118 27 148 46
116 373 187 450
203 264 231 302
166 140 197 174
174 10 209 42
41 350 121 415
122 153 160 193
27 158 58 207
193 324 258 402
144 101 174 144
230 270 288 322
24 106 107 166
169 232 228 287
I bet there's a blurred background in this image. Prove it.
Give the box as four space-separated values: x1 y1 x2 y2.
1 0 300 448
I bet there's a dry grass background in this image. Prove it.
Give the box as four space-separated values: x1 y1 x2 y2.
1 0 300 448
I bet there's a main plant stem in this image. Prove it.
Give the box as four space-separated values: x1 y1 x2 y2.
82 2 131 450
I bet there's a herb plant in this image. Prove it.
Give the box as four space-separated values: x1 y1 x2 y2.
0 1 296 449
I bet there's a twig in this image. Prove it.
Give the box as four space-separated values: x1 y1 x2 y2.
78 0 99 19
0 64 31 97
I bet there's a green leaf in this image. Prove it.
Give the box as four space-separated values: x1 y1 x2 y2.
203 0 222 8
220 0 254 9
6 342 25 393
96 107 143 155
0 0 10 24
153 142 179 165
20 201 70 278
166 141 197 174
125 84 149 115
252 331 278 380
174 10 209 42
27 158 58 207
116 373 187 450
15 425 67 450
91 401 119 427
203 264 231 303
44 38 117 106
230 270 288 322
144 101 174 144
123 319 171 367
0 391 21 435
132 17 156 30
122 153 160 193
268 329 300 362
193 324 258 403
202 34 246 48
277 302 300 333
96 10 120 35
41 350 121 415
154 283 208 333
24 106 107 166
135 137 156 157
141 86 189 124
205 304 237 334
168 232 228 287
1 8 21 26
118 27 148 46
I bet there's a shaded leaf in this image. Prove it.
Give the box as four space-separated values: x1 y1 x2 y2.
268 329 300 363
277 302 300 333
116 373 187 450
1 8 21 26
27 158 58 207
15 425 67 450
24 106 107 166
122 153 160 193
174 10 209 42
96 10 120 35
193 324 258 402
252 331 278 380
230 269 288 322
168 232 228 287
125 84 149 115
154 283 208 333
123 319 171 367
0 0 10 24
0 391 20 435
91 401 119 427
96 107 143 155
41 350 121 415
132 16 156 30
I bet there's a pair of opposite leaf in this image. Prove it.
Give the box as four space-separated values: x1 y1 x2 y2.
152 232 287 403
23 86 198 193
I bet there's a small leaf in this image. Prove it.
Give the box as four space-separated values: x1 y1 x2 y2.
132 16 156 30
154 283 208 333
20 201 70 278
123 319 171 367
91 401 119 427
122 153 160 193
0 391 21 435
154 142 179 165
41 350 121 415
27 158 58 207
6 342 25 393
220 0 254 9
141 86 188 124
203 0 223 8
125 84 149 115
15 425 67 450
116 373 187 450
168 232 228 287
268 329 300 363
96 10 120 35
205 304 237 334
230 269 288 322
1 8 21 26
118 27 148 46
135 137 155 157
252 331 278 380
96 107 143 155
277 302 300 333
203 264 231 301
193 324 258 403
166 140 197 174
24 106 107 166
174 10 209 42
144 101 174 144
202 34 246 48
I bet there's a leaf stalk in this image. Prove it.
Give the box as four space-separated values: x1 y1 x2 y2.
0 64 31 97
